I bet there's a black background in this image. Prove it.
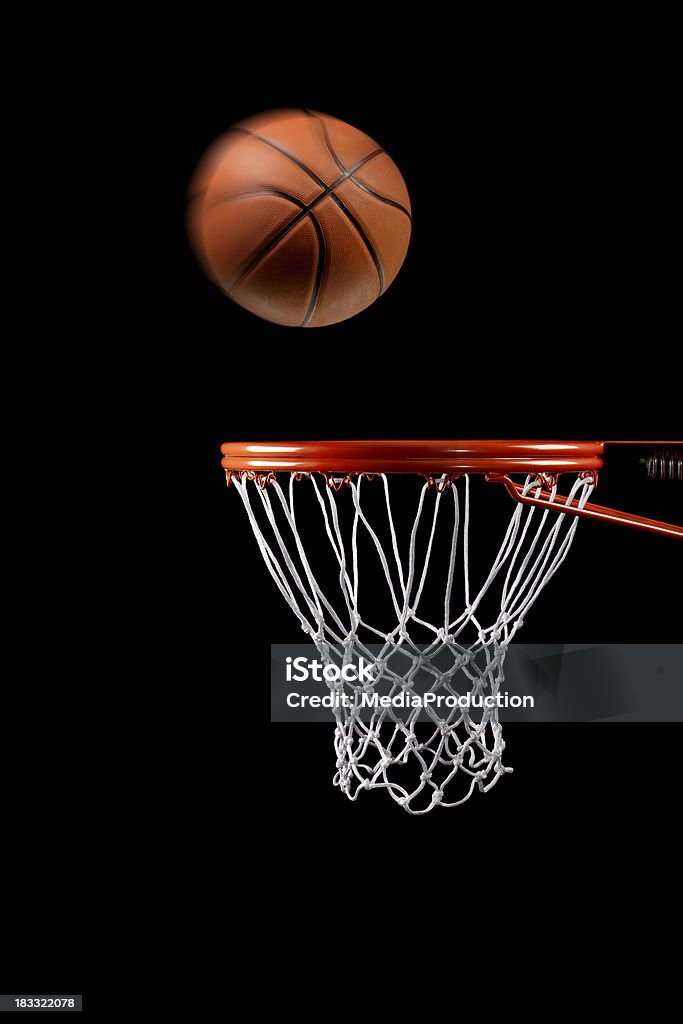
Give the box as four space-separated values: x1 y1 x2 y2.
4 36 680 1006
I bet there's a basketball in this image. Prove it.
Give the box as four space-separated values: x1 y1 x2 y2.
187 109 411 327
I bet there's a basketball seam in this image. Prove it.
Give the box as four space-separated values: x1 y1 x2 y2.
232 127 327 187
207 187 307 212
302 110 386 293
306 110 412 221
301 213 326 327
227 146 383 292
328 193 385 295
345 174 412 220
303 109 346 173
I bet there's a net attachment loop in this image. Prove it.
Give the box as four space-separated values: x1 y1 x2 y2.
227 469 383 491
423 475 461 493
226 470 277 489
226 465 682 538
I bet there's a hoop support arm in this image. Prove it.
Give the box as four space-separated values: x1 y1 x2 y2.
488 474 683 541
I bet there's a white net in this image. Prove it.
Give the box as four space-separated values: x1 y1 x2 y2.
230 471 594 814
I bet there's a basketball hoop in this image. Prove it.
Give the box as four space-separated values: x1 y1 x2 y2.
221 440 682 814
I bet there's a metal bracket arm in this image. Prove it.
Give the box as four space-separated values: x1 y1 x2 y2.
488 474 683 541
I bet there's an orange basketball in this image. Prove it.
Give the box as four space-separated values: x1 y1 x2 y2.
187 109 411 327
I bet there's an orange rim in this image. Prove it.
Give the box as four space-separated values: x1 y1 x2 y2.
220 440 606 475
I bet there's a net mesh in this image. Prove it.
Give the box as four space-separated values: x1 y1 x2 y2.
230 471 594 814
